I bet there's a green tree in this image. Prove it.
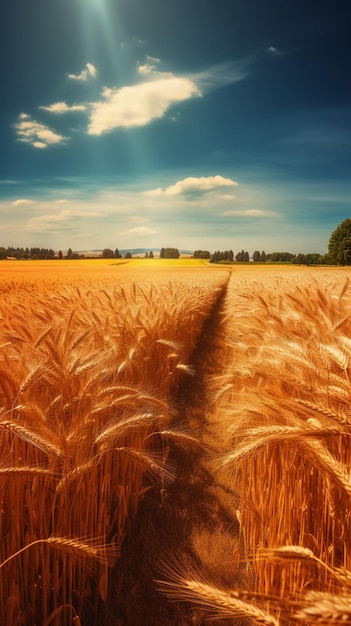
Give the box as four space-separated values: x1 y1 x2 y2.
269 252 295 262
328 218 351 265
102 248 114 258
193 250 211 259
114 248 121 258
291 253 322 266
160 248 179 258
149 251 154 258
253 250 261 262
261 251 266 262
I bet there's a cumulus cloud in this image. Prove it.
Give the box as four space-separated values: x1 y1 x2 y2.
40 102 87 113
14 113 67 148
87 76 200 134
137 55 161 75
12 198 34 207
68 62 97 81
119 226 158 236
145 175 238 198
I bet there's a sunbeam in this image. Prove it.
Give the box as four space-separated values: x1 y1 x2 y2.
75 0 153 174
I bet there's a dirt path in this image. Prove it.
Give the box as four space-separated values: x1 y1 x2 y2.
102 273 241 625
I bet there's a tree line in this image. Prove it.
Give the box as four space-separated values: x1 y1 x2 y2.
1 219 351 265
209 250 326 265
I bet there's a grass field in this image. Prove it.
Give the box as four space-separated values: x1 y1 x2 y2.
1 260 351 625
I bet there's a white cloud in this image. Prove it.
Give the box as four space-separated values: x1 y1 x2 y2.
190 59 250 93
87 59 248 136
145 175 238 198
267 46 283 56
222 209 277 217
12 198 34 207
26 209 104 233
14 113 67 148
87 75 200 134
137 55 161 75
137 64 155 75
68 63 97 81
40 102 87 113
33 142 48 149
119 226 158 236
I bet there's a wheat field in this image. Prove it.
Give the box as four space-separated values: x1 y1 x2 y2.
1 261 351 625
158 266 351 625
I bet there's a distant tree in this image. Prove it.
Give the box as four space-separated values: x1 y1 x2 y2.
58 250 63 259
114 248 122 258
124 252 132 259
235 251 243 262
102 248 114 259
193 250 211 259
291 253 323 266
210 250 236 263
149 250 154 258
144 252 149 258
269 252 295 262
261 251 266 262
328 218 351 265
253 250 261 262
160 248 179 258
244 251 250 262
66 248 73 259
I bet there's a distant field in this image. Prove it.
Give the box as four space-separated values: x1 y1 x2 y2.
1 256 350 282
0 257 212 286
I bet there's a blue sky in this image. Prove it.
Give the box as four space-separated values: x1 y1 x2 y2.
1 0 350 254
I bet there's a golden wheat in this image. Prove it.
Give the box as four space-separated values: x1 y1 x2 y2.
205 271 351 620
0 265 229 624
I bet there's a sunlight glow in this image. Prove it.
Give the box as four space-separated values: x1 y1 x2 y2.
76 0 151 173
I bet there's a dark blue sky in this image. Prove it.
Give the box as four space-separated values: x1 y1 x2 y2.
1 0 350 252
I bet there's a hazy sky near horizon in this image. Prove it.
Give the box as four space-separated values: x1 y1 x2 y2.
1 0 350 253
